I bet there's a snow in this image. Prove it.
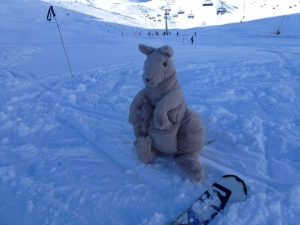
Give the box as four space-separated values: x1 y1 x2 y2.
1 0 300 224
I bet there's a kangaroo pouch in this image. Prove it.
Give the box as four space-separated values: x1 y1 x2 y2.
148 120 180 155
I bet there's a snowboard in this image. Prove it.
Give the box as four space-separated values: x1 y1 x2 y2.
172 175 247 225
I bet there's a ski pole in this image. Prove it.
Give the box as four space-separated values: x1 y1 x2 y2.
47 6 74 77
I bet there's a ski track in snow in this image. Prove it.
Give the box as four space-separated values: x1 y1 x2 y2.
1 0 300 224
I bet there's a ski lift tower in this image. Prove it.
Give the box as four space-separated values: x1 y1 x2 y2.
164 9 169 35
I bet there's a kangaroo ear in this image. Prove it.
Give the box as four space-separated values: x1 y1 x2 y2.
161 45 174 57
138 44 155 55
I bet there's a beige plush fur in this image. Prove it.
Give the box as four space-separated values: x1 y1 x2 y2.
129 44 205 182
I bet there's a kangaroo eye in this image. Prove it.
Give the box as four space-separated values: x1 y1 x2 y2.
163 62 167 67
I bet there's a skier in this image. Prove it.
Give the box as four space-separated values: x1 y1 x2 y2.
191 36 194 44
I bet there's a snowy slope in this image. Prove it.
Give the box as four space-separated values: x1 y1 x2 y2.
1 0 300 224
43 0 300 29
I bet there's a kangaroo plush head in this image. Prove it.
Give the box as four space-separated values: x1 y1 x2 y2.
138 44 175 87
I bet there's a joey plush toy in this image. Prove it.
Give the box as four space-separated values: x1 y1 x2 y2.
129 44 205 182
140 98 154 133
133 98 155 137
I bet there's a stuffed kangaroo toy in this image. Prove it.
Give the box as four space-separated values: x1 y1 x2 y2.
129 44 205 182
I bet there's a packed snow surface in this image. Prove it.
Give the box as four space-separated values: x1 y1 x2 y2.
0 0 300 224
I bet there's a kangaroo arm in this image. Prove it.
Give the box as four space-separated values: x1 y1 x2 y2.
154 90 184 129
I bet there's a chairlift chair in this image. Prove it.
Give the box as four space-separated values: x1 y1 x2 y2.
187 14 194 19
203 0 213 6
187 10 194 19
178 6 185 14
173 14 178 18
166 6 171 11
216 7 226 15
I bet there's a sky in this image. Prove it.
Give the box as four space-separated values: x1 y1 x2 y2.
0 0 300 224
